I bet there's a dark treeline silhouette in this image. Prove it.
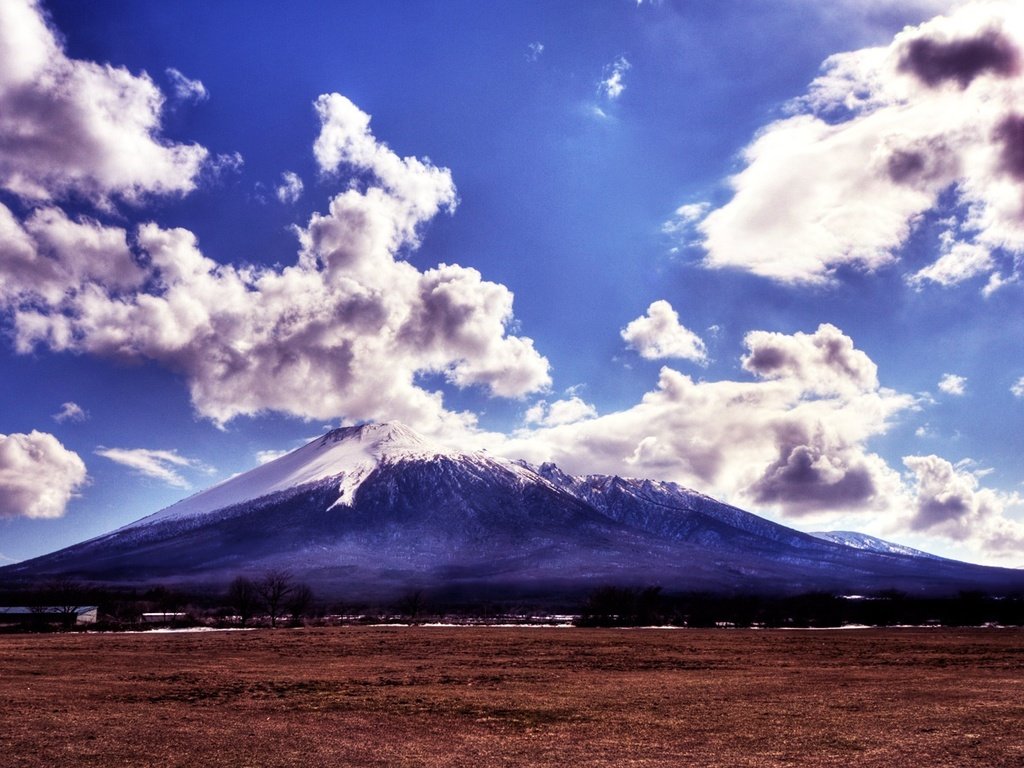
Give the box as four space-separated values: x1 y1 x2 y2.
4 576 1024 631
575 586 1024 627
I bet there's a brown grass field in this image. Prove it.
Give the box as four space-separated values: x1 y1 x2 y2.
1 626 1023 767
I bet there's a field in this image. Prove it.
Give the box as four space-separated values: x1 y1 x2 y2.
2 627 1023 767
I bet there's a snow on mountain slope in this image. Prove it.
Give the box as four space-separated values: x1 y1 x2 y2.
810 531 948 561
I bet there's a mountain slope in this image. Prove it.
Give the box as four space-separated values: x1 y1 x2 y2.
3 422 1022 599
810 531 950 561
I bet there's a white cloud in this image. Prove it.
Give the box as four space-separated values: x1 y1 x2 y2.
52 401 87 423
275 171 304 204
982 270 1019 296
1012 375 1024 396
908 238 994 287
312 92 458 223
255 449 289 465
903 454 1024 550
689 2 1024 287
621 300 708 363
938 372 967 395
662 202 710 240
0 204 145 307
499 324 914 520
598 56 631 100
165 67 209 103
0 0 207 204
524 396 598 427
2 93 550 439
526 42 544 62
0 431 87 519
741 323 879 396
210 151 244 177
95 447 205 489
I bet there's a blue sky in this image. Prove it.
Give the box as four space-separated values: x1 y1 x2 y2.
1 0 1023 567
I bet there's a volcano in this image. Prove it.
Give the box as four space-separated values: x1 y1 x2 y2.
4 422 1022 599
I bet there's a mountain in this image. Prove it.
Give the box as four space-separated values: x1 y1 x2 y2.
3 422 1022 599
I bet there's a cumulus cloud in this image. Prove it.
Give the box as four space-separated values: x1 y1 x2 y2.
741 323 879 396
909 235 994 287
526 42 544 62
275 171 304 204
165 67 209 103
0 0 207 204
1 93 550 437
0 204 145 307
686 1 1024 288
489 321 1024 556
95 447 205 489
621 300 708 363
52 401 87 423
938 372 967 395
0 431 87 519
500 324 914 519
524 396 598 427
598 56 631 100
903 454 1024 550
1012 375 1024 396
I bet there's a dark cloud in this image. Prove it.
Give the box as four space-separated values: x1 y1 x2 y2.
886 150 927 183
884 138 959 187
911 495 971 531
898 29 1019 89
743 346 787 375
749 442 877 515
994 114 1024 181
398 275 478 351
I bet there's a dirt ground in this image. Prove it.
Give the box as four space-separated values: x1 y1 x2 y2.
1 626 1022 767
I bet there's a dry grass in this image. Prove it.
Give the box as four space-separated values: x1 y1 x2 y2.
1 627 1023 767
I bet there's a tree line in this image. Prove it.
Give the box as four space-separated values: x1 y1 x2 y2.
0 570 318 631
575 586 1024 627
4 578 1024 631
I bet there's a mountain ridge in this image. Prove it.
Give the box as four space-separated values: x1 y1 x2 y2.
3 422 1022 599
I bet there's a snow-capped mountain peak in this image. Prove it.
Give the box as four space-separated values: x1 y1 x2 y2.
134 421 453 526
319 421 431 453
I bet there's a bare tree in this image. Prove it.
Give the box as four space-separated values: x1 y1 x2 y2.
147 585 183 621
395 589 426 624
42 577 87 630
287 583 314 625
227 576 259 627
257 570 295 628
